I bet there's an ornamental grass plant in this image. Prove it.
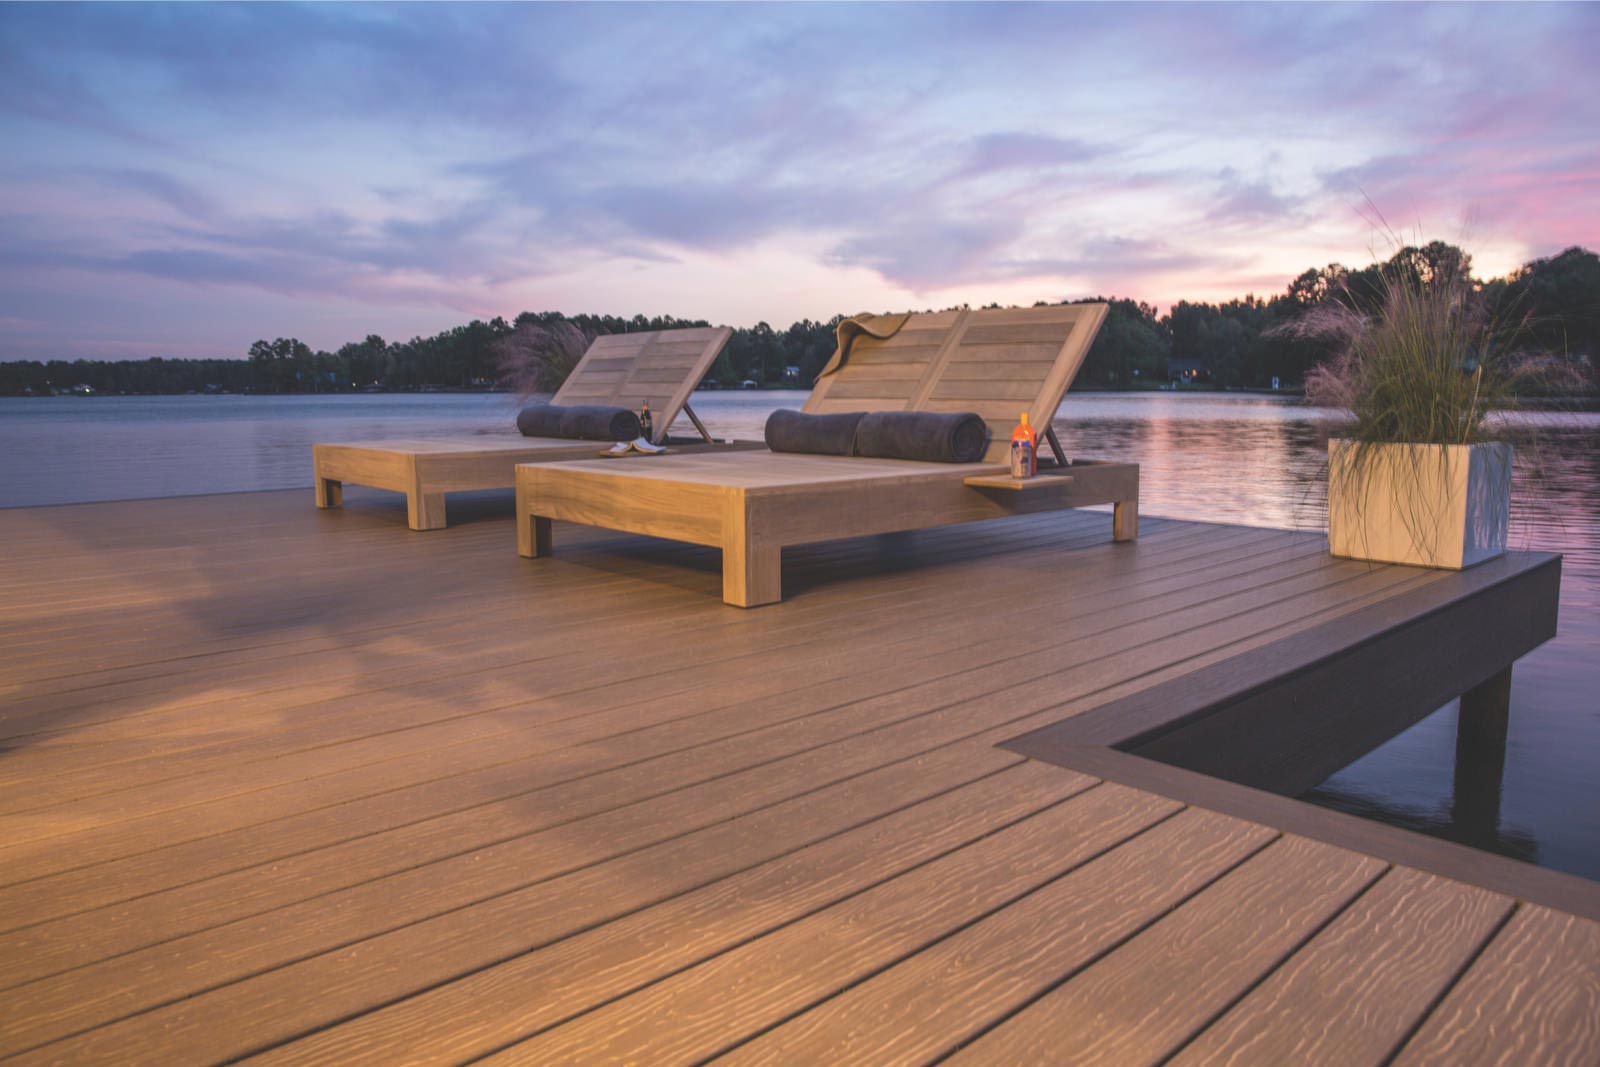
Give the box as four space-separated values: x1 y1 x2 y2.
1294 263 1524 445
1281 254 1556 565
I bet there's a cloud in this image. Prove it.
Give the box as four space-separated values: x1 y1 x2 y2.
1207 168 1305 226
103 169 218 220
828 216 1028 291
1 2 1597 360
956 133 1102 178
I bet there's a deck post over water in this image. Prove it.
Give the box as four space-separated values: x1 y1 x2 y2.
1453 665 1513 836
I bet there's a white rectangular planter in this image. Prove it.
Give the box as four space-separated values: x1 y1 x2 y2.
1328 439 1511 569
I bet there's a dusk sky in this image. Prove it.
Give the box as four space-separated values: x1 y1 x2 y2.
2 2 1597 362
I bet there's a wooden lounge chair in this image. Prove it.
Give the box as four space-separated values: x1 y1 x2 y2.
514 304 1139 606
313 326 733 530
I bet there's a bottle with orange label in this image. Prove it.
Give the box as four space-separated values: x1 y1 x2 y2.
1009 411 1037 478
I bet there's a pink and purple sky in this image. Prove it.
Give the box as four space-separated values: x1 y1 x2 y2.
2 2 1597 361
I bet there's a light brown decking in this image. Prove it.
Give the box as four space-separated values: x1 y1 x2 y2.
0 488 1594 1065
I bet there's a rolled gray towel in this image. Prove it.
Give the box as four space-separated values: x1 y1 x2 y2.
853 411 990 463
517 403 641 441
764 409 865 456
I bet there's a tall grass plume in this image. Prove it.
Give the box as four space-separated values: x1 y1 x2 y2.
1287 262 1533 445
495 320 593 401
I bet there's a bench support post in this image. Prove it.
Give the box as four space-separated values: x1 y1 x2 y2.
407 491 447 532
1113 499 1139 541
519 515 552 559
723 543 781 608
315 476 343 509
722 494 781 607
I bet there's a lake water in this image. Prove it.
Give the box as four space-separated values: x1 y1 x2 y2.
2 391 1596 880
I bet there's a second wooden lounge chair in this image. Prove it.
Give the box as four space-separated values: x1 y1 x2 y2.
313 326 733 530
514 304 1139 606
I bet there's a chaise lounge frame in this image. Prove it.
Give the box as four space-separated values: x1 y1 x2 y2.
313 326 732 530
515 304 1139 606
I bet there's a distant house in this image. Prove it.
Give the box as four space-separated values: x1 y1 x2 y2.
782 365 801 384
1168 358 1211 384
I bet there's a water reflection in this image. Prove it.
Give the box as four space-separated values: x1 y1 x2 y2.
1 390 1596 879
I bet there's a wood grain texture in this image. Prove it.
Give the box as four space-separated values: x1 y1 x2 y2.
1391 905 1600 1067
943 835 1387 1066
713 808 1275 1067
0 549 1430 891
1168 867 1512 1067
245 763 1103 1066
473 785 1200 1066
0 490 1592 1066
0 512 1177 789
0 744 1018 1061
0 524 1291 942
0 521 1283 887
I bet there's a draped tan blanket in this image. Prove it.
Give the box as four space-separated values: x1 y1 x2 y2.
814 312 911 380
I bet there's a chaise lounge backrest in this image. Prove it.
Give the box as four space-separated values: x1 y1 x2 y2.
804 304 1107 462
551 326 733 429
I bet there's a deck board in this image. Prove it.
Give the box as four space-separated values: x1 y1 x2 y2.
1169 867 1512 1066
1390 905 1600 1067
709 807 1275 1067
0 488 1593 1064
941 836 1390 1067
245 763 1104 1066
477 791 1218 1067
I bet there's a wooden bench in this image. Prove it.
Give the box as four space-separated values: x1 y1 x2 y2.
314 326 732 530
516 305 1139 606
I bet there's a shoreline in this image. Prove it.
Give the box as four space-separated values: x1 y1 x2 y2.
8 386 1598 403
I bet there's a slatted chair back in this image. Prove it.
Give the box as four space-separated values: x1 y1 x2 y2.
804 304 1107 462
552 326 733 430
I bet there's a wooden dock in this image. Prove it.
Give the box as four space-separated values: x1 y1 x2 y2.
0 488 1594 1065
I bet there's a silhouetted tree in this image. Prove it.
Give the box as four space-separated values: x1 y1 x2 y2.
6 245 1594 396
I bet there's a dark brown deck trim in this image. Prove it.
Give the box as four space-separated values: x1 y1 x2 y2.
1026 747 1600 924
1004 551 1600 921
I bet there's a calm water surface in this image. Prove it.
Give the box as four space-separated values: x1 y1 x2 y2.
2 392 1596 880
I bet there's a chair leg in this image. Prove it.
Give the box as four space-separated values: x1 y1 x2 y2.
408 491 447 531
723 542 781 608
520 515 553 559
315 477 343 509
1113 499 1139 541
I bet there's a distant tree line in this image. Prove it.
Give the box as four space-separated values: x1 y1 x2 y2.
1068 243 1599 392
3 244 1594 396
